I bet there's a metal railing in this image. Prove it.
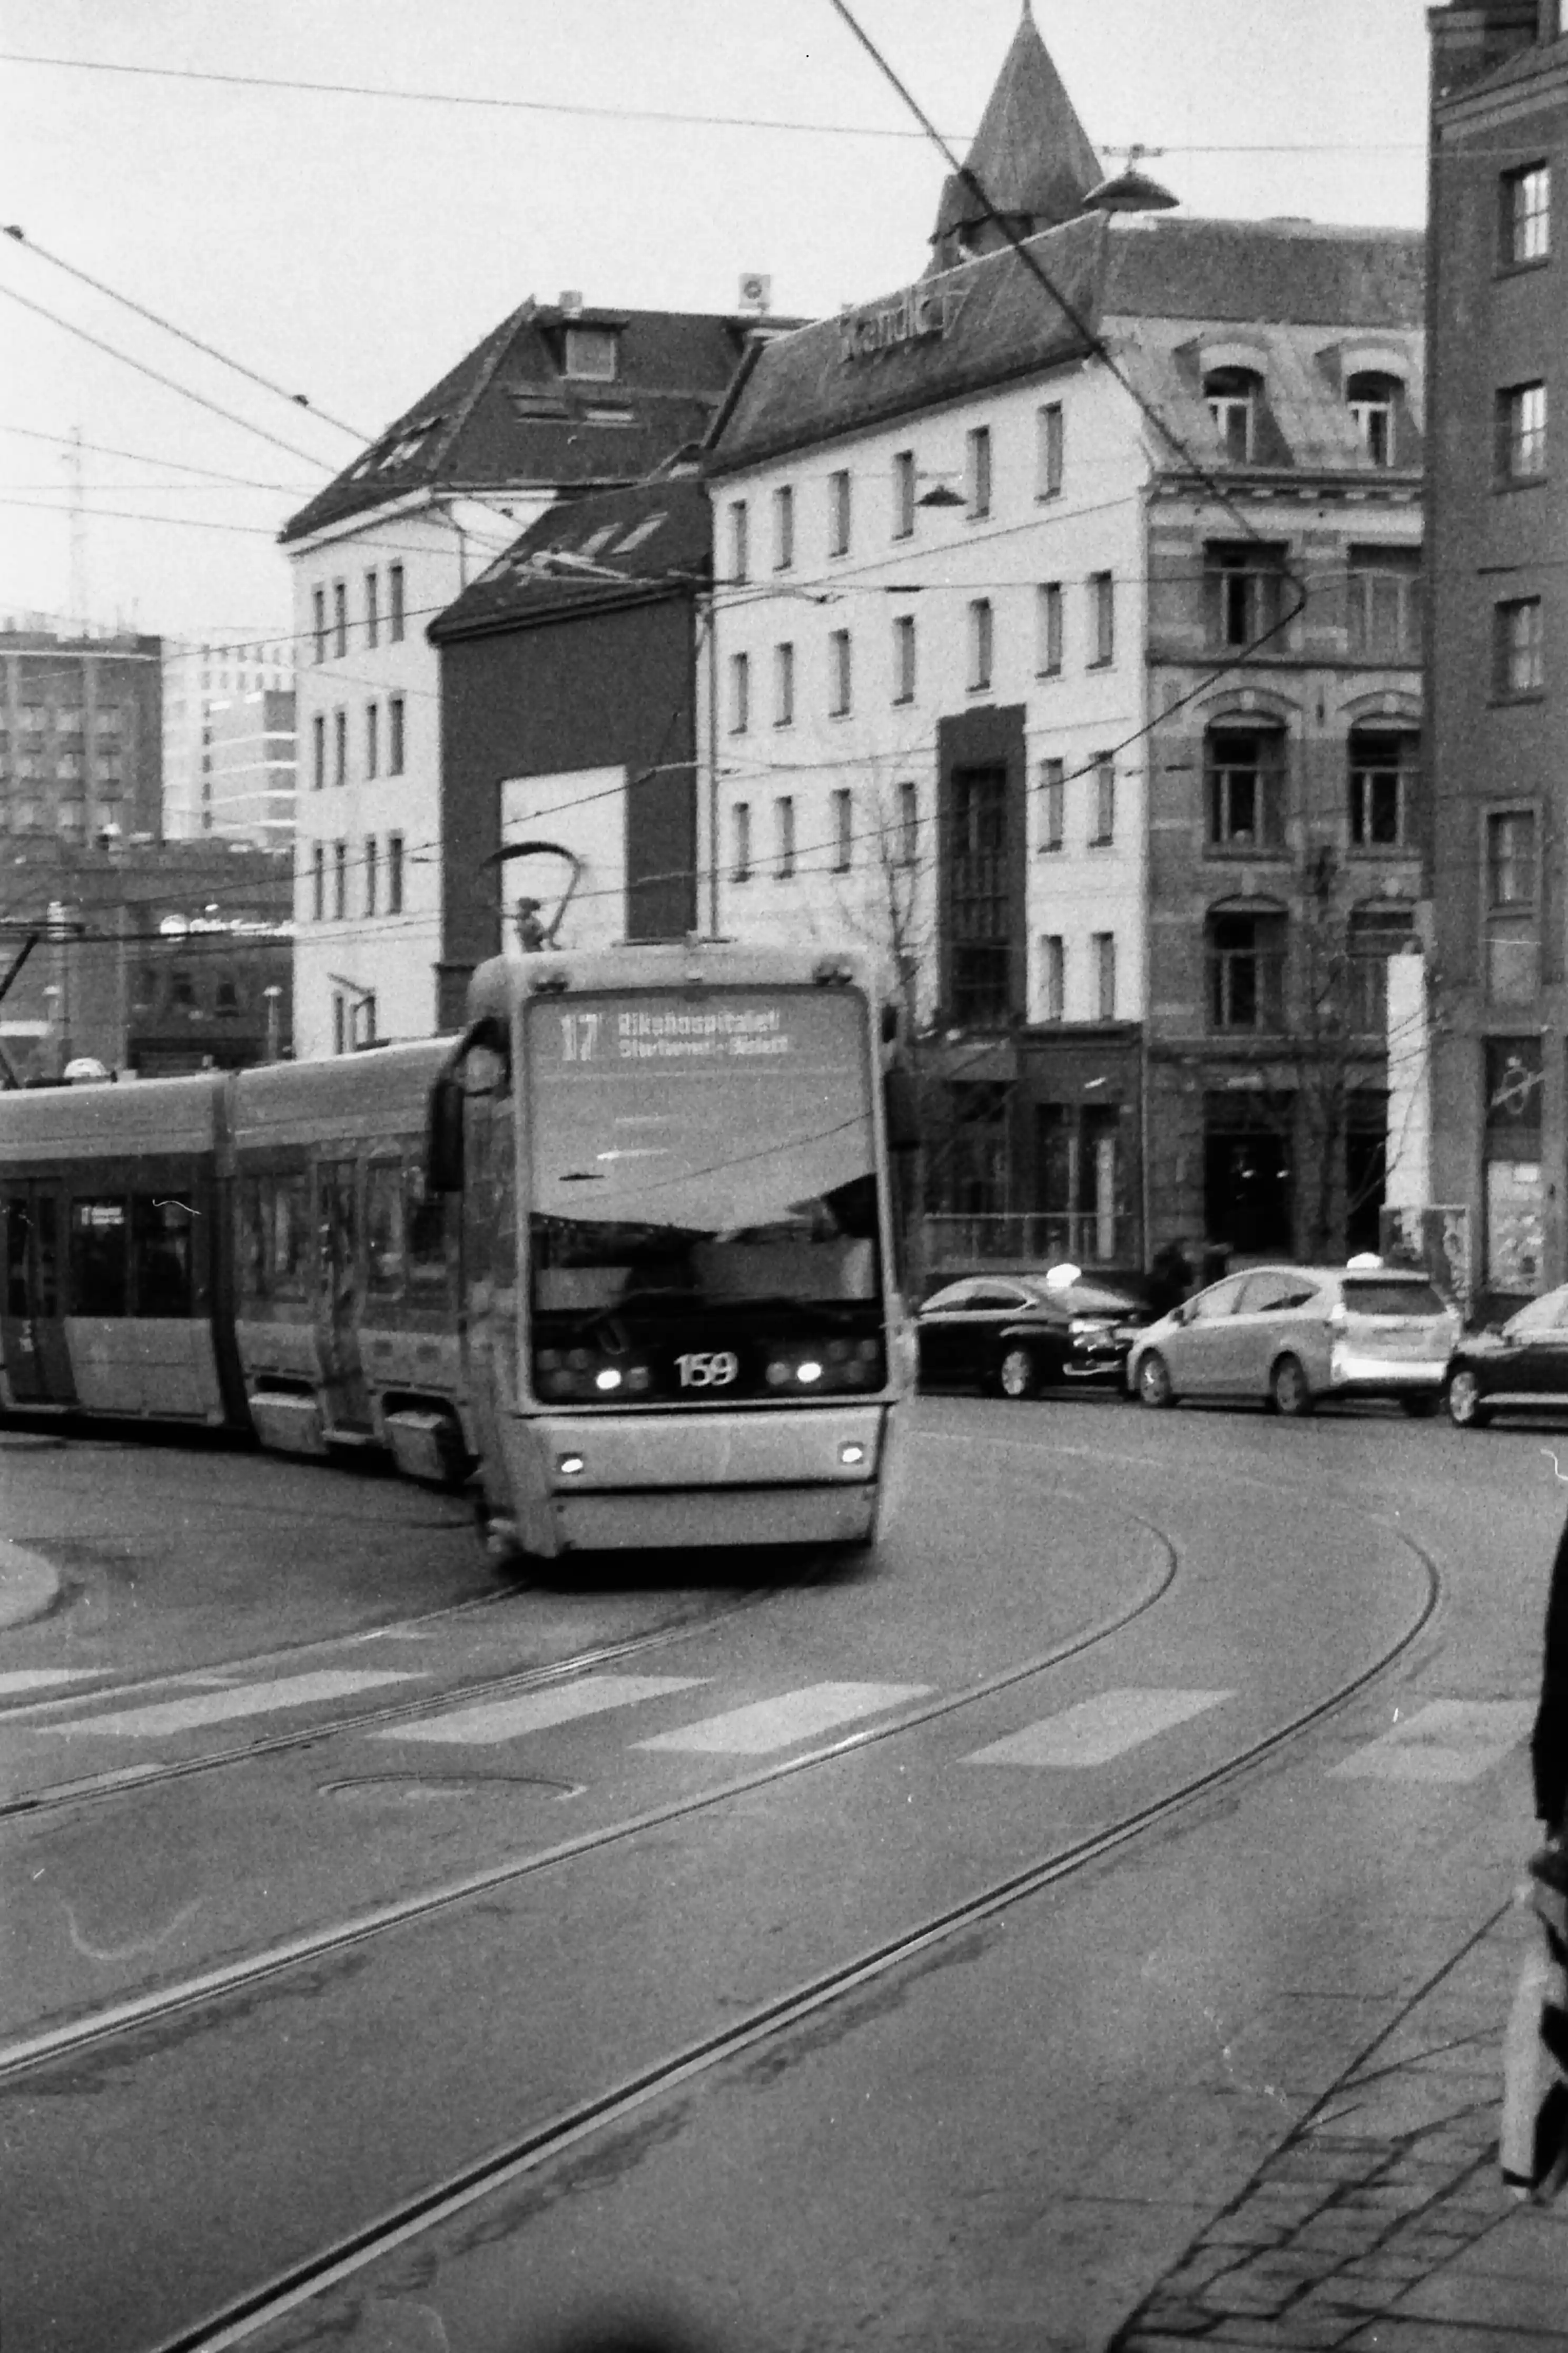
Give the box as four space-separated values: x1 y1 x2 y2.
923 1211 1138 1272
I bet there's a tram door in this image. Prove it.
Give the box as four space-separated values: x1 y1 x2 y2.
1 1187 75 1406
315 1158 373 1434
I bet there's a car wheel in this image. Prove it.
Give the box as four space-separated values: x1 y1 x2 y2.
1398 1394 1439 1419
1137 1350 1175 1408
997 1345 1040 1400
1270 1354 1314 1417
1445 1368 1491 1429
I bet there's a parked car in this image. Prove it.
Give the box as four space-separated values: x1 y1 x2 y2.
1445 1285 1568 1427
1126 1262 1461 1416
915 1267 1152 1399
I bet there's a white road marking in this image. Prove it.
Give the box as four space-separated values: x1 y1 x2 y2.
963 1687 1234 1768
376 1673 709 1747
44 1669 423 1737
1330 1699 1536 1784
0 1669 103 1697
635 1680 931 1755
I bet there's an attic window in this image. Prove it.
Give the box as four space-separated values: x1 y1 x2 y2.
506 390 571 420
1204 367 1263 463
578 526 619 555
374 417 444 471
1347 372 1402 468
564 326 618 380
584 405 636 426
614 513 665 556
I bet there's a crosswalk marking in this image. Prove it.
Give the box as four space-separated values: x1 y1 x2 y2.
0 1669 104 1697
963 1687 1234 1769
635 1680 931 1756
45 1668 423 1738
1330 1699 1536 1785
374 1673 708 1747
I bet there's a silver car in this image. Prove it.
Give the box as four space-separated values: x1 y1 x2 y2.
1127 1263 1461 1417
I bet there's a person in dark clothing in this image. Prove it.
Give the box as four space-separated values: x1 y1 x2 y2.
1146 1237 1194 1320
1533 1513 1568 1840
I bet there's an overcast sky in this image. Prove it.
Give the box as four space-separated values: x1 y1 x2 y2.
0 0 1433 652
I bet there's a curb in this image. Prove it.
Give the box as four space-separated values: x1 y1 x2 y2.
0 1540 62 1632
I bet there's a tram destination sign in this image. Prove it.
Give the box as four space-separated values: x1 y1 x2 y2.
531 990 863 1073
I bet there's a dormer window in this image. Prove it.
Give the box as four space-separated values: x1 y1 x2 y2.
1204 366 1262 463
564 326 618 380
1347 372 1401 468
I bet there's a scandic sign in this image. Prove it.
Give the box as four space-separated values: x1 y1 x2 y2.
838 285 968 363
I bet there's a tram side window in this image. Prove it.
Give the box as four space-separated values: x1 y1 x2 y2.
131 1195 194 1318
404 1163 450 1292
5 1199 28 1316
70 1198 129 1317
240 1173 310 1301
365 1160 406 1294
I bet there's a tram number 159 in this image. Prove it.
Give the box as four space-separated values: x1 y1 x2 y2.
676 1351 739 1389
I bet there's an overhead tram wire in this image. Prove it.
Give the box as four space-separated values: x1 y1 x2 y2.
0 424 307 493
1 227 371 442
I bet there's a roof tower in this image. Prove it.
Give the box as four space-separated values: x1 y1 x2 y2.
930 2 1102 269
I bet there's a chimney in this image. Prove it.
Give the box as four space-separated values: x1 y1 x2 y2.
1431 2 1545 102
559 290 583 317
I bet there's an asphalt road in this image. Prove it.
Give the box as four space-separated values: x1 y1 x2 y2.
0 1394 1560 2351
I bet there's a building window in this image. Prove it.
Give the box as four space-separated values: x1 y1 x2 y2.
1208 909 1286 1031
774 796 796 879
1040 758 1064 852
967 599 993 692
387 832 405 914
1488 807 1537 907
1204 365 1263 462
365 571 379 649
774 641 795 727
389 564 405 642
829 468 852 557
892 450 915 540
389 694 406 772
1042 935 1065 1022
312 587 327 664
729 651 751 734
1090 755 1115 847
1206 727 1285 851
965 426 992 518
365 702 379 779
564 325 618 379
1347 373 1401 468
773 485 794 571
1093 932 1117 1022
1208 542 1288 649
332 581 348 659
332 993 346 1057
1495 597 1545 696
892 613 916 704
332 839 348 920
829 629 852 717
832 787 853 872
312 844 325 920
1349 728 1417 849
333 708 347 787
1345 905 1415 1033
733 801 752 882
311 712 326 792
896 779 918 867
364 836 379 917
1497 380 1547 482
1502 163 1551 266
1037 582 1063 675
1037 402 1063 498
1347 547 1422 660
949 764 1011 1025
1089 571 1115 666
729 501 748 584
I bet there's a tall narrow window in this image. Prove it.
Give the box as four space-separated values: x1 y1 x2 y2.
333 708 347 788
333 994 346 1057
1502 162 1551 265
733 801 752 881
1043 935 1065 1022
897 779 918 867
949 765 1011 1025
311 712 326 791
1037 403 1064 498
1037 582 1063 675
968 599 994 692
311 842 325 921
332 581 348 659
1208 542 1288 649
1495 596 1544 695
729 500 749 583
389 694 406 772
364 835 379 917
966 425 992 518
1497 381 1547 481
892 614 916 704
332 839 348 920
365 702 379 779
1090 755 1116 846
1207 727 1286 850
1204 366 1262 462
1040 758 1064 852
1488 808 1537 906
829 629 852 717
1089 572 1115 665
389 564 406 642
1093 932 1117 1021
1347 547 1422 659
829 468 852 556
729 651 751 734
1347 373 1401 468
312 587 327 664
364 571 380 649
775 795 796 879
832 787 853 872
387 832 405 914
892 450 915 540
1349 728 1417 849
773 485 794 571
774 641 795 727
1486 809 1540 1002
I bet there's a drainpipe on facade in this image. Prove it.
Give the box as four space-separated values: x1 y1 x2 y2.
1139 652 1156 1274
703 592 719 937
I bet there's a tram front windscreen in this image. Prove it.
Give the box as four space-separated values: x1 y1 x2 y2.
524 988 885 1405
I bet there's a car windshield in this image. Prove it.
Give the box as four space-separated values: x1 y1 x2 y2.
1342 1279 1448 1318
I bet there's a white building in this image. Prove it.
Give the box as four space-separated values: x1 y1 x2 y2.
162 638 294 841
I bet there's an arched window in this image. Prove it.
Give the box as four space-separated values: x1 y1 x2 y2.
1204 366 1264 463
1207 905 1287 1032
1345 905 1415 1034
1346 371 1402 467
1205 723 1287 851
1348 727 1418 849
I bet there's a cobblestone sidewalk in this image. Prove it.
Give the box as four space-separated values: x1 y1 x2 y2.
1109 1900 1568 2350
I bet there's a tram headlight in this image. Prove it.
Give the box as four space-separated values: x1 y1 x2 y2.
595 1367 622 1392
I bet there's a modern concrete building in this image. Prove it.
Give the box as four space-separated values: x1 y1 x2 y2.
161 637 294 840
0 620 162 850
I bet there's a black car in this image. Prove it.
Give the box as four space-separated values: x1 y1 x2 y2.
1445 1284 1568 1427
915 1269 1152 1399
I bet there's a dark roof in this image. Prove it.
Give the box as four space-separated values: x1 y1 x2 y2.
280 302 773 546
707 214 1425 474
428 465 711 643
1435 25 1568 107
931 2 1100 249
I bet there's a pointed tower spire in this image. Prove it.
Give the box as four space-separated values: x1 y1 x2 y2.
930 4 1101 268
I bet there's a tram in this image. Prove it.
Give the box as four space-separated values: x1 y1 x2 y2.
0 938 915 1559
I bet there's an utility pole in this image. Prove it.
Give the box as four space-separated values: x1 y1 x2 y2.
65 426 87 623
